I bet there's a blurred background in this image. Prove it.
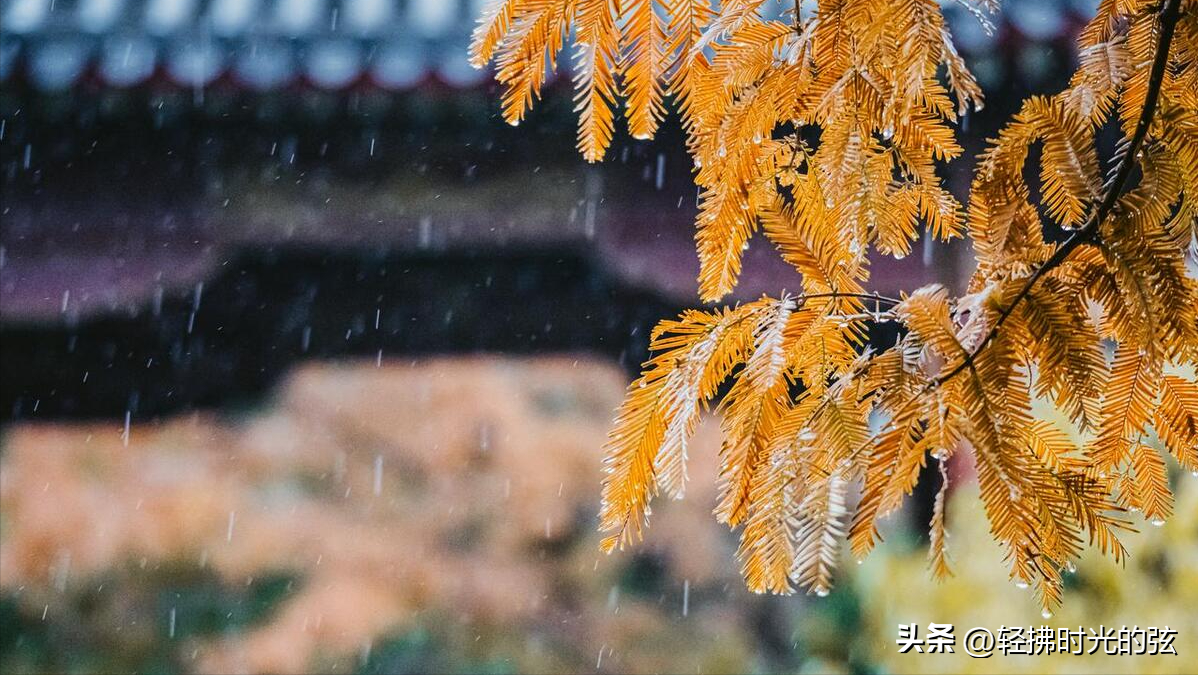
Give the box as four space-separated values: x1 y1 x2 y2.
0 0 1194 673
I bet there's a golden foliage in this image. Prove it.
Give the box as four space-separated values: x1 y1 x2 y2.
474 0 1198 612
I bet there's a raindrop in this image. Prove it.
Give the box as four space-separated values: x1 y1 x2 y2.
815 588 830 598
1150 518 1165 527
122 411 131 447
584 200 597 239
52 550 71 591
360 640 372 665
1065 561 1077 574
682 579 690 617
717 145 727 158
168 607 177 638
1041 609 1052 620
418 216 433 248
373 455 383 496
1014 580 1029 589
655 153 666 190
226 511 236 542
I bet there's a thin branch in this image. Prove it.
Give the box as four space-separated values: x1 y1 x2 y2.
933 0 1182 389
801 292 903 306
835 312 898 324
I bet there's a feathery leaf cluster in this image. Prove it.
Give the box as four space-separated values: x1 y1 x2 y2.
472 0 1198 612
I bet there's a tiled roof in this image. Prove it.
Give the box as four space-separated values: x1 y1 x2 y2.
0 0 1100 92
1 0 489 90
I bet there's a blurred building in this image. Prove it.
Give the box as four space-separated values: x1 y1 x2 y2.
1 0 487 94
1 0 1102 419
2 0 1098 102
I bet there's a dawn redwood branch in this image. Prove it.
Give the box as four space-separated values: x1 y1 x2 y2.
933 0 1182 389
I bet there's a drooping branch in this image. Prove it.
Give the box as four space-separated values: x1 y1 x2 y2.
475 0 1196 609
840 0 1184 466
933 0 1183 389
